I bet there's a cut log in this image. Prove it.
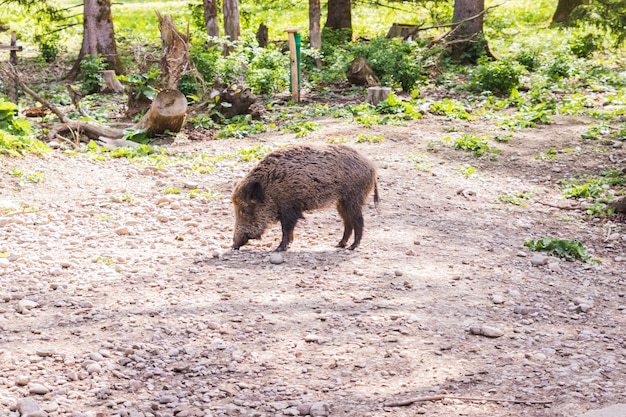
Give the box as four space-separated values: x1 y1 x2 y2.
101 70 125 93
367 87 391 106
347 57 379 87
134 89 187 136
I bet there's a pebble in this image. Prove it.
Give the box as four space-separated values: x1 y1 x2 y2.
469 324 504 338
269 252 284 265
309 402 331 417
530 254 550 266
0 258 9 268
491 295 504 304
17 299 39 313
304 334 320 343
29 383 50 395
548 261 561 272
17 397 46 417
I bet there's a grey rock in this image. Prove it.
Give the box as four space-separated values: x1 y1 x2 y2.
309 402 330 417
530 254 549 266
269 252 284 265
29 383 50 395
17 397 47 417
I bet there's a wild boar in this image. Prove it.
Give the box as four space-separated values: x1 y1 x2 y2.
231 144 379 251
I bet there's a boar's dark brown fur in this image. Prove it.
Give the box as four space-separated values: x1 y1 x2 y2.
231 144 379 251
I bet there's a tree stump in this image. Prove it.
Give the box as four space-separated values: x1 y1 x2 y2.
367 87 391 105
156 12 190 90
210 87 257 120
101 70 125 93
256 23 268 47
347 57 378 87
134 89 187 136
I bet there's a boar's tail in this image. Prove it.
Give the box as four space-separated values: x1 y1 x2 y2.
373 181 380 211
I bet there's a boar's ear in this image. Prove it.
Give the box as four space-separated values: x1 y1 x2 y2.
242 181 264 204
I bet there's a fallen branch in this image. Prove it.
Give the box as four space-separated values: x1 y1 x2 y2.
384 394 552 408
1 64 69 123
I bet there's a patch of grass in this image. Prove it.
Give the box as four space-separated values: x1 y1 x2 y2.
429 99 474 120
497 192 533 206
217 116 274 139
524 237 598 263
459 165 477 177
164 188 181 194
7 168 45 186
535 147 558 160
356 134 384 143
235 145 273 161
281 120 320 137
326 137 347 144
560 170 625 200
451 134 501 158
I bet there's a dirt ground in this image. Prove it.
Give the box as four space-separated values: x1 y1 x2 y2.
0 101 625 417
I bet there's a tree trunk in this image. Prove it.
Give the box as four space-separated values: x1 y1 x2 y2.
223 0 240 54
309 0 322 49
324 0 352 44
449 0 493 64
203 0 220 37
67 0 123 80
551 0 587 24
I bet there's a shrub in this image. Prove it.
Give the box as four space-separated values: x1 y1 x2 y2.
79 54 106 95
469 57 525 95
349 37 429 91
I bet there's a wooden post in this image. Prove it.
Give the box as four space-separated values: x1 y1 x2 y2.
285 28 300 103
8 31 19 103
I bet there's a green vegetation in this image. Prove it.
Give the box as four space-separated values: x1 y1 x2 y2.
524 238 598 263
497 192 534 207
451 134 501 158
7 168 45 185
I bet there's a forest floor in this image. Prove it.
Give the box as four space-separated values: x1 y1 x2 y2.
0 88 625 417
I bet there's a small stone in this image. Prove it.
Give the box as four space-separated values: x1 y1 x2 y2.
309 402 330 417
469 324 503 338
158 395 178 404
530 254 549 266
269 252 284 265
29 383 50 395
304 334 320 343
394 270 403 277
297 403 312 416
491 295 504 304
0 258 9 268
49 266 63 276
17 299 38 313
15 375 31 386
86 362 102 374
417 407 427 414
115 226 132 235
17 397 46 417
547 261 561 272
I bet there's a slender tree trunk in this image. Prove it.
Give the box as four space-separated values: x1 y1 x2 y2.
450 0 493 64
223 0 240 54
203 0 220 37
309 0 322 66
551 0 587 24
67 0 123 79
309 0 321 49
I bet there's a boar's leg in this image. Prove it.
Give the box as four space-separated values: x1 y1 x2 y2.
336 200 355 248
276 207 303 251
347 211 364 250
